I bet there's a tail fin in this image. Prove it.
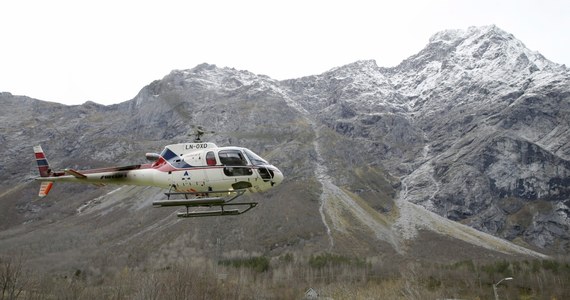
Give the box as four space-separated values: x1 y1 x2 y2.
34 145 54 197
33 145 52 177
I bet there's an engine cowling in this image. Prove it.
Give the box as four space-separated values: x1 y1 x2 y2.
145 153 160 161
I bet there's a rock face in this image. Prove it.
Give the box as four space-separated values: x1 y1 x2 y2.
0 26 568 272
281 26 570 252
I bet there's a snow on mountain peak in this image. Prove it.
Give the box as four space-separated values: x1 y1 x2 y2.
388 25 568 102
160 63 276 93
429 25 561 72
430 25 506 44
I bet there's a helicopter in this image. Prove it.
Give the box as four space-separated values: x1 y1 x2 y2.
33 129 284 217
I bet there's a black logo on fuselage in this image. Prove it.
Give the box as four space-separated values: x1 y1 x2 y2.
100 173 127 180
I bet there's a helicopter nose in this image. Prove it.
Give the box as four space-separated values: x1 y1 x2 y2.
272 168 284 186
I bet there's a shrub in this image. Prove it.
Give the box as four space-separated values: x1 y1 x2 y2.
218 256 270 273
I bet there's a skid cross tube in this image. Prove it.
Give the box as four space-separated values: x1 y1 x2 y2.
154 190 246 207
164 189 245 201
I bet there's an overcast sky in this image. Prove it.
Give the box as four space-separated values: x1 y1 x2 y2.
1 0 569 105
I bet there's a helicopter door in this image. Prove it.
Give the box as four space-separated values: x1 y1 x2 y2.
218 150 254 189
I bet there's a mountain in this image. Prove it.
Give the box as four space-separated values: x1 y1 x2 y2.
281 25 570 252
1 25 569 276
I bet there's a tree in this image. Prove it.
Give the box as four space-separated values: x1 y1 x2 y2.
0 255 27 300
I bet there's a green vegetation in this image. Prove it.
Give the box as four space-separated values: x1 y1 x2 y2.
218 256 270 273
2 253 570 299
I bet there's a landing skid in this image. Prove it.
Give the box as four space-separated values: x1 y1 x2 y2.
152 189 258 218
177 202 258 218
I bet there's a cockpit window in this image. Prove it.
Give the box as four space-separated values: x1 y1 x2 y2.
243 148 268 166
218 150 248 166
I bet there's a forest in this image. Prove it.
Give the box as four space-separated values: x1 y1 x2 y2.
2 253 569 299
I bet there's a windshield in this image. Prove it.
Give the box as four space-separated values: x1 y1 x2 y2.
243 148 268 166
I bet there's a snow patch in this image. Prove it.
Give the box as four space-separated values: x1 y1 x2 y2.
77 187 123 215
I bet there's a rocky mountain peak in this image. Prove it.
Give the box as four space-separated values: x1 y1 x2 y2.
129 63 276 109
161 63 264 91
327 60 379 75
191 63 271 84
395 25 564 78
429 24 509 44
455 26 566 73
387 25 570 108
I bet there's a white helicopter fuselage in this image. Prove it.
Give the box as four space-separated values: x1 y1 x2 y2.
34 142 283 196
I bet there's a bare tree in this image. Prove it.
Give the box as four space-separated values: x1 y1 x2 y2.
0 255 27 300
